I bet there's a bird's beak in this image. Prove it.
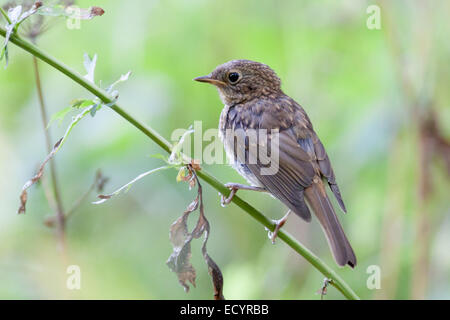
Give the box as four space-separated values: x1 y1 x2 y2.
194 75 226 86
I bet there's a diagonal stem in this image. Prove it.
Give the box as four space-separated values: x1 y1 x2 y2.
0 27 359 300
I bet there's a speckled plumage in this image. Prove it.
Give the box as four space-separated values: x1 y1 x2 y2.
195 60 356 268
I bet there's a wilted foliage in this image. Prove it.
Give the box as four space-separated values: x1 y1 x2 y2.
167 165 224 300
18 137 62 214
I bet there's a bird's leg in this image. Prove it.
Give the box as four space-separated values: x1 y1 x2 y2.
270 210 291 244
220 183 266 206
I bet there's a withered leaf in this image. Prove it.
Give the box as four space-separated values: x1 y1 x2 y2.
190 159 201 171
90 6 105 18
167 167 224 299
166 202 197 292
18 190 28 214
97 195 111 200
203 246 225 300
18 104 94 213
185 195 199 215
18 138 63 214
197 197 224 300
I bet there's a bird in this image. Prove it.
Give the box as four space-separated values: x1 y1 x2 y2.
194 59 356 268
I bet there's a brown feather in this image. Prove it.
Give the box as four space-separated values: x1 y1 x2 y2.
304 180 356 267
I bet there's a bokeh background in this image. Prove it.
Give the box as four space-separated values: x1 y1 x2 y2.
0 0 449 299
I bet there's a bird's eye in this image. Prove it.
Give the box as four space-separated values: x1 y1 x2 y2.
228 72 240 83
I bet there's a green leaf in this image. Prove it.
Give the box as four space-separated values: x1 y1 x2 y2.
148 153 170 162
70 99 95 109
47 99 95 128
47 106 73 128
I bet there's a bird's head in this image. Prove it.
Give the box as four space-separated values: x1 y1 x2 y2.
194 59 282 105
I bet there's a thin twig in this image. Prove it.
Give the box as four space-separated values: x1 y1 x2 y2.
65 173 97 220
0 27 359 300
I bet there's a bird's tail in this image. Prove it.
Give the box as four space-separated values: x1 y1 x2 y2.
304 180 356 268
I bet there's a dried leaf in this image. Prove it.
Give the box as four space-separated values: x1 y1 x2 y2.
196 192 224 300
18 105 92 213
203 247 225 300
188 177 196 190
166 201 198 292
190 159 201 171
18 138 63 214
89 6 105 18
167 168 224 299
18 188 28 214
185 195 200 214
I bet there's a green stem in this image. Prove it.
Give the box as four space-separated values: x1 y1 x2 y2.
0 7 11 25
0 27 359 300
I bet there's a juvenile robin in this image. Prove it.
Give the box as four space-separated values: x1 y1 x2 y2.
194 60 356 268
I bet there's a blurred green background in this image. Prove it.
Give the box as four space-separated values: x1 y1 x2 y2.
0 0 449 299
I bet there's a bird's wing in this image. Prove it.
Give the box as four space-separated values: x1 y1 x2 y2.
311 134 347 212
229 125 314 221
228 97 346 220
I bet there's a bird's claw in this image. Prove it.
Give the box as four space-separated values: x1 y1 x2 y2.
318 278 332 300
220 183 266 207
269 210 291 244
270 218 286 244
220 185 238 207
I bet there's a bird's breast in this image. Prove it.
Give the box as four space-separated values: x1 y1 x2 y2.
218 104 261 187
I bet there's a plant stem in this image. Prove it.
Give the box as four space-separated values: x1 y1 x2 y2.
0 27 359 300
32 56 66 253
0 7 11 25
